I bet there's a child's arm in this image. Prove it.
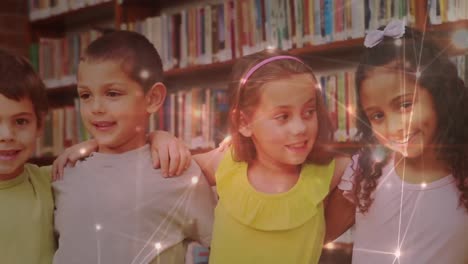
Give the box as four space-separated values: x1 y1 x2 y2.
324 155 356 243
161 135 231 185
324 187 355 243
52 130 191 180
192 148 225 186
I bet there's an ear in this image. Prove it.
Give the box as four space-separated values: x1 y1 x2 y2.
238 111 252 137
145 82 167 114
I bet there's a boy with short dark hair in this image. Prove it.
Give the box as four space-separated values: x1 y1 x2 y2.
0 49 55 264
53 31 215 264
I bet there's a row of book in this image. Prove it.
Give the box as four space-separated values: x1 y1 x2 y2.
33 67 358 157
34 87 229 157
35 100 90 157
29 30 102 89
29 0 112 21
149 88 230 150
428 0 468 25
318 70 358 142
123 0 417 71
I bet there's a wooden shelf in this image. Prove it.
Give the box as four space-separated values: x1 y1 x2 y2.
291 38 364 56
164 38 365 80
428 20 468 32
164 60 235 79
30 1 115 28
425 20 468 56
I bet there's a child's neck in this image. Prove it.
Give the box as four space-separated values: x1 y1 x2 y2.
0 166 24 181
394 150 451 184
247 158 301 194
97 134 147 154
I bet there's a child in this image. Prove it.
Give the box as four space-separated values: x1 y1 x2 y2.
327 21 468 263
0 49 55 264
52 31 216 264
191 50 349 264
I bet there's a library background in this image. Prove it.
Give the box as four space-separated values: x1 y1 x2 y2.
1 0 467 263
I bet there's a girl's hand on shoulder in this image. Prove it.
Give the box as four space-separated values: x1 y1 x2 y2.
52 139 98 181
148 130 191 177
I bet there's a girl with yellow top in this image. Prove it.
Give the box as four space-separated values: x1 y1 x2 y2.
194 50 349 264
55 49 351 263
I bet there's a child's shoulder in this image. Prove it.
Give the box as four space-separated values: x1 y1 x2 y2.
23 163 52 187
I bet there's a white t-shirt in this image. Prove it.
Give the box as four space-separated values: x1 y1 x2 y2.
338 155 468 264
53 145 215 264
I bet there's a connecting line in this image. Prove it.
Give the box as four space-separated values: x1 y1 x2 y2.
132 183 195 264
398 190 424 251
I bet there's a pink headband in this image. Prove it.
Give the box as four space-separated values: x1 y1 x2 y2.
240 55 304 87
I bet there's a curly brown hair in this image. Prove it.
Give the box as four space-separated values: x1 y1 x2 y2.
353 26 468 213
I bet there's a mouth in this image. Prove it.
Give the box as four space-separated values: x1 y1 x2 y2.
0 150 21 161
389 132 419 145
286 141 309 152
92 121 116 131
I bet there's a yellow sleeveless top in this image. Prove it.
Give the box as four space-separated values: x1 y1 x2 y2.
209 150 335 264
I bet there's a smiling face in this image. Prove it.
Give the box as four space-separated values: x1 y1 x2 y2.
360 69 438 159
240 73 318 169
77 60 153 154
0 94 40 181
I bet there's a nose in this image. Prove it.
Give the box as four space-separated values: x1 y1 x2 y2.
289 116 307 135
0 123 14 142
90 97 105 114
386 114 408 138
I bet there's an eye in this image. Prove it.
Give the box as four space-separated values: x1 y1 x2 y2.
274 114 288 121
303 108 316 118
400 101 413 111
107 91 122 97
79 93 90 100
15 118 30 126
369 112 384 122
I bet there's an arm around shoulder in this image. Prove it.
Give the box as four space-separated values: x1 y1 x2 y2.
330 155 351 191
193 147 226 186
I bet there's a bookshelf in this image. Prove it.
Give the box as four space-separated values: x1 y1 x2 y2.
24 1 468 263
27 0 467 160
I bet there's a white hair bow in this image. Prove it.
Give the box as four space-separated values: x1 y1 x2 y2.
364 19 406 48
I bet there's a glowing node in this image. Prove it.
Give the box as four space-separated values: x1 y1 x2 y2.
191 176 199 185
394 39 402 46
451 29 468 49
421 182 427 188
154 242 162 250
372 147 386 163
95 224 102 231
415 71 421 78
395 249 401 258
266 45 276 51
324 243 335 250
79 148 87 155
140 69 150 79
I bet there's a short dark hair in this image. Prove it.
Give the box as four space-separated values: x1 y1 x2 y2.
81 30 164 92
0 49 48 125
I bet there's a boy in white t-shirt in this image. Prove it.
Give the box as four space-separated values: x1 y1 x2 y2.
53 31 216 264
